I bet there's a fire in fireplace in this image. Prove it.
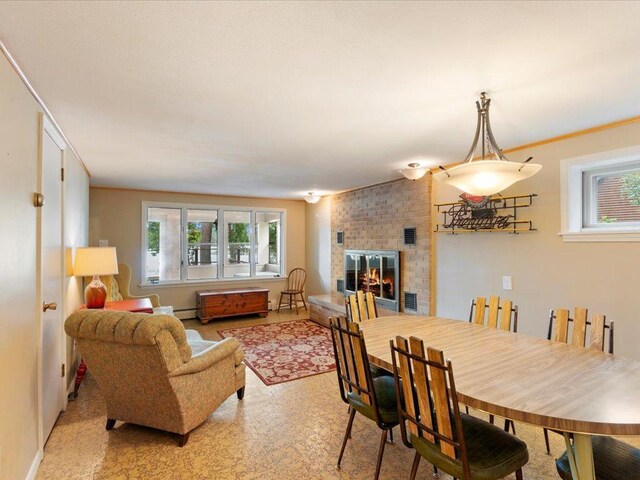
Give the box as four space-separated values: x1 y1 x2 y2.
344 249 400 311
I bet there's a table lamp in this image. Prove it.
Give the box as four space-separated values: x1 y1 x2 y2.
73 247 119 309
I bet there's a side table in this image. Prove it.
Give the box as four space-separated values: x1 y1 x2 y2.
69 298 154 399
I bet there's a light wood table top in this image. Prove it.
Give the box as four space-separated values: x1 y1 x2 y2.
360 315 640 436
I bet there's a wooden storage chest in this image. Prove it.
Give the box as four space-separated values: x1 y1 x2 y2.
196 287 269 324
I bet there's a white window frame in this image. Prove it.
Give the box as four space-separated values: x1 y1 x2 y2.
141 201 286 286
560 145 640 242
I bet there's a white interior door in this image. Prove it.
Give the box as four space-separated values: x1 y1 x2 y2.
40 116 65 443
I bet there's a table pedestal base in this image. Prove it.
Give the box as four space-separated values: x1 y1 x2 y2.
563 433 595 480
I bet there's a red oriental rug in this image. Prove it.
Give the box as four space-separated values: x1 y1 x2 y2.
217 320 336 386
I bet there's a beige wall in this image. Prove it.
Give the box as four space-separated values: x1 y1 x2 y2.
89 188 306 313
434 121 640 360
0 52 89 480
305 196 332 295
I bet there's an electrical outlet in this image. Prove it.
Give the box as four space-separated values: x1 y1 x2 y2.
502 275 513 291
98 239 109 247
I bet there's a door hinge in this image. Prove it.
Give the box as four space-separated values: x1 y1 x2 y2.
61 167 65 181
61 364 65 377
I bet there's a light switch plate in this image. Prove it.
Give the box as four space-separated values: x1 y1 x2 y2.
98 239 109 247
502 275 513 291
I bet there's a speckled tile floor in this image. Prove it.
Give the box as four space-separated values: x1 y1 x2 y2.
37 310 639 479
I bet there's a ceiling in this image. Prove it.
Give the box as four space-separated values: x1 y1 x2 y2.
1 1 640 199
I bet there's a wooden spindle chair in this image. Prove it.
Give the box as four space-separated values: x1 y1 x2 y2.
542 308 614 455
277 268 307 314
391 336 528 480
468 296 519 433
345 290 378 322
329 316 399 480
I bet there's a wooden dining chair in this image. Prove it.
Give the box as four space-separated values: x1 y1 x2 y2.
469 295 519 332
390 336 528 480
468 296 519 433
543 307 614 455
556 434 640 480
277 268 307 314
345 290 378 322
329 315 399 480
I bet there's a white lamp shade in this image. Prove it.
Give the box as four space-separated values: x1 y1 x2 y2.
432 160 542 196
73 247 119 276
399 165 428 180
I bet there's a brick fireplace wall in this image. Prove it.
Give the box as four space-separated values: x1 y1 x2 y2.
331 175 431 314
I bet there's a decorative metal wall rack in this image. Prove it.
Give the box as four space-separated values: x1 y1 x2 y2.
434 193 537 234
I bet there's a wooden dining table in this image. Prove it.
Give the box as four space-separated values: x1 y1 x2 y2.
359 315 640 480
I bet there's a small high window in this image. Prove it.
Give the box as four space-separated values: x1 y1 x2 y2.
561 146 640 242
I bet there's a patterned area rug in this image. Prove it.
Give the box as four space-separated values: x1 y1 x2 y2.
218 319 336 386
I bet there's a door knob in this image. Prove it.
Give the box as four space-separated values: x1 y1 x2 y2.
43 302 57 312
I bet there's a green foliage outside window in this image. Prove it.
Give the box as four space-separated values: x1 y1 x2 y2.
621 172 640 206
228 223 250 243
147 221 159 255
268 222 278 264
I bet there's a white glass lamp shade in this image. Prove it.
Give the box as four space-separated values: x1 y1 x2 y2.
304 192 321 204
399 163 428 180
432 160 542 196
73 247 119 276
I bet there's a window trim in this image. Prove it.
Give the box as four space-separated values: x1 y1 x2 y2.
560 145 640 242
141 201 286 285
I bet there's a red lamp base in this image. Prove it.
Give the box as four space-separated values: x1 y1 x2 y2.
85 275 107 309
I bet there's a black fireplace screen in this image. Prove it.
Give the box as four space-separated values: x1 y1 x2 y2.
344 250 400 311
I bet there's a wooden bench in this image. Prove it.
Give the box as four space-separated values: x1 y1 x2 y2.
196 287 269 324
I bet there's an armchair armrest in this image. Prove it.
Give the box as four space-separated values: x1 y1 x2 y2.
169 337 241 377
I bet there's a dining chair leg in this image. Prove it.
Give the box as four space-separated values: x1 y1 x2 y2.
294 293 299 314
409 451 421 480
373 429 388 480
277 293 284 313
489 414 495 425
336 408 356 469
543 428 551 455
433 465 440 478
300 292 307 311
387 427 394 444
515 467 523 480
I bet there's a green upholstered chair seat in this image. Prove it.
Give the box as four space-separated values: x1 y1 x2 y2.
347 375 399 426
370 365 393 378
556 435 640 480
411 413 528 480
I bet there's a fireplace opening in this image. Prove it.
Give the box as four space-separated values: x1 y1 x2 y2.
344 250 400 311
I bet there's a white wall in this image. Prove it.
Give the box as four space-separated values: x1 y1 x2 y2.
305 196 332 295
434 121 640 360
0 51 89 480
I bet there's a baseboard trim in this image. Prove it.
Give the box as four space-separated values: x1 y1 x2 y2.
25 450 43 480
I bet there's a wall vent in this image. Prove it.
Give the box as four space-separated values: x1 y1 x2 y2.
336 231 344 245
403 227 417 246
404 291 418 312
336 279 345 293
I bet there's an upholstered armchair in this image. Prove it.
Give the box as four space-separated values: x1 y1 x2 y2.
94 262 160 307
64 310 246 446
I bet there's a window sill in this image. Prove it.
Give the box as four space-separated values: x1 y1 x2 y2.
139 276 287 289
559 229 640 242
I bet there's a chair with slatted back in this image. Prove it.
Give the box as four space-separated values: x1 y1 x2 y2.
345 290 378 322
277 268 307 314
469 296 519 332
543 307 614 455
390 336 529 480
467 296 519 433
330 315 398 480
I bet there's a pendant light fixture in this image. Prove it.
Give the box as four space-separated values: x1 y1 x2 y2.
433 93 542 196
304 192 321 204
